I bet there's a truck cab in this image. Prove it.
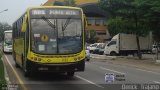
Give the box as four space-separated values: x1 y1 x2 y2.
104 34 119 56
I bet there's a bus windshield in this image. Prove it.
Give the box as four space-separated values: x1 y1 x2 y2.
4 32 12 45
31 18 82 54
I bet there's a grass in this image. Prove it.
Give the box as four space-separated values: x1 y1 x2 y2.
0 53 6 88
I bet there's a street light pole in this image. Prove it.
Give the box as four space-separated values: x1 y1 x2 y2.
0 9 8 42
0 9 8 14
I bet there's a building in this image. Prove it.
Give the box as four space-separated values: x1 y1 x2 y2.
43 0 110 42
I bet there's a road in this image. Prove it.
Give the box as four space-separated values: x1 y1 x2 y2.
2 53 160 90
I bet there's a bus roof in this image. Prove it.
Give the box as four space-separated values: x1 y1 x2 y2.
13 6 83 25
27 6 82 11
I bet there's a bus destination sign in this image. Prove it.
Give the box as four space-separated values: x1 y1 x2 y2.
30 8 81 18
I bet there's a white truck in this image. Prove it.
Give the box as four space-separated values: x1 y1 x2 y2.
104 33 152 56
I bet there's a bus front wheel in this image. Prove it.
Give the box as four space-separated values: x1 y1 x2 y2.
67 72 74 77
24 70 31 77
15 62 20 68
22 57 31 77
13 53 20 68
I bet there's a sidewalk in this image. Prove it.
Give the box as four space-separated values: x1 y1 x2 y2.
0 53 6 85
0 49 10 89
91 54 160 73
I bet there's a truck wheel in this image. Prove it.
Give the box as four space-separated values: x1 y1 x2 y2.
122 53 128 56
110 52 117 56
133 52 138 57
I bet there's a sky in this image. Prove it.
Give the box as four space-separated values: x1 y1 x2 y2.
0 0 47 25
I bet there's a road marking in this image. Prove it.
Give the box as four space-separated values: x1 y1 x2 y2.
154 81 160 84
75 75 104 88
100 67 126 75
136 68 160 75
3 54 28 90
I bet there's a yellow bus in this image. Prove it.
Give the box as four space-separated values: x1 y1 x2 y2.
12 6 87 77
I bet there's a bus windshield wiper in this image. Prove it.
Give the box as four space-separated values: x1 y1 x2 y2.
61 17 71 37
41 16 59 53
41 16 56 30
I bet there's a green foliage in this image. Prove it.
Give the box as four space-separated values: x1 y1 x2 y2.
98 0 160 38
107 17 135 36
0 22 12 42
108 16 150 37
0 53 6 85
98 0 160 59
86 30 97 43
64 0 76 6
140 0 160 42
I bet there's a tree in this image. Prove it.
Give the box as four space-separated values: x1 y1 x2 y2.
64 0 76 6
86 30 97 43
142 0 160 43
0 22 12 42
98 0 160 59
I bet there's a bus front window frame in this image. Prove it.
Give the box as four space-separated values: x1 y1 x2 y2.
30 17 83 55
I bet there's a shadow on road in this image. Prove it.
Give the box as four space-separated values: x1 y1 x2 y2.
27 72 77 82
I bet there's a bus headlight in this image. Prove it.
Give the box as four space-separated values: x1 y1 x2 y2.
32 57 42 61
38 58 42 61
74 57 83 61
34 57 37 61
74 58 79 61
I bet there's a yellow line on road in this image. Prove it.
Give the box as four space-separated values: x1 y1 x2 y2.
3 54 28 90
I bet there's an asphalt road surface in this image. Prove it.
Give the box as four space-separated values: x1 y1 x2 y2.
2 53 160 90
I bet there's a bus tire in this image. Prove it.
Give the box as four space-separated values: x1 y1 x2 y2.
23 62 31 77
15 62 20 68
22 55 31 77
24 70 31 77
3 49 6 54
14 53 20 68
67 72 74 77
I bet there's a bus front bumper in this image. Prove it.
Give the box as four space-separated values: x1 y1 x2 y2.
3 47 12 53
26 60 85 73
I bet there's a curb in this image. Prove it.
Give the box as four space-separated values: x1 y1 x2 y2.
90 54 116 60
1 57 10 85
0 48 10 85
90 54 133 60
91 54 155 60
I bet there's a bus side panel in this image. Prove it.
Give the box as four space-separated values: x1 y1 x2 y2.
14 38 24 67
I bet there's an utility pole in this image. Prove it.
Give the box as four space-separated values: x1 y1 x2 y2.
0 9 8 42
0 9 8 14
